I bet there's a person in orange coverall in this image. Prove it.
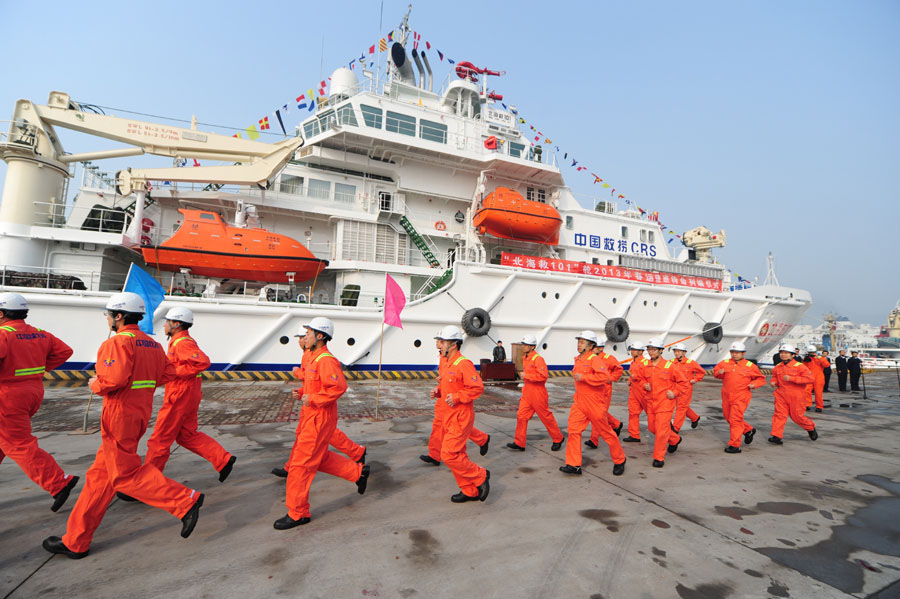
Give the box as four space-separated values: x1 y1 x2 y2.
560 330 626 477
768 344 819 444
271 340 367 478
669 342 706 433
713 341 767 454
421 333 490 465
506 333 564 451
643 338 690 468
144 307 235 481
43 292 205 559
433 325 490 503
0 292 79 512
802 345 829 412
622 342 649 443
586 340 624 449
274 317 369 529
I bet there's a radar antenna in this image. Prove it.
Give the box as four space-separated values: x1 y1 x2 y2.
764 252 780 286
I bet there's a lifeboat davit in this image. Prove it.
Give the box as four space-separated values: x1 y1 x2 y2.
473 187 562 245
141 209 328 283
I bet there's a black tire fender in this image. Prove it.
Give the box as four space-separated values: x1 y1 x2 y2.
461 308 491 337
702 322 724 344
605 317 630 343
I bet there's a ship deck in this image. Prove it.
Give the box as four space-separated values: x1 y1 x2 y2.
2 374 899 598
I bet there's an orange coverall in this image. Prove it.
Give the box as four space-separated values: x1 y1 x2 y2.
626 358 649 439
513 351 563 447
144 330 232 473
0 320 75 496
803 356 829 409
770 360 816 438
282 350 364 468
643 359 689 461
565 352 625 468
589 352 623 445
671 357 706 432
436 354 488 498
285 345 362 520
713 358 767 448
63 325 201 553
425 354 489 462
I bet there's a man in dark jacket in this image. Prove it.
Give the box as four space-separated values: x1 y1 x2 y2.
492 341 506 363
848 351 862 392
822 350 832 392
835 349 848 391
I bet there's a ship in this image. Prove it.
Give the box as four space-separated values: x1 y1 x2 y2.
0 9 812 372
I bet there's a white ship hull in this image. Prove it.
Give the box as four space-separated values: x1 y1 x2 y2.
7 261 810 371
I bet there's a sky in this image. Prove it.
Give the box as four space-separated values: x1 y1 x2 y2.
1 0 897 326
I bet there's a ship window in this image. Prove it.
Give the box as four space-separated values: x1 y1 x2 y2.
379 191 392 211
337 105 358 127
566 216 574 230
526 187 535 201
303 120 321 138
361 105 382 128
538 189 546 202
308 178 331 200
621 226 628 238
199 213 216 220
334 183 355 204
419 119 447 143
607 260 614 266
592 258 599 264
386 111 416 136
649 231 655 243
279 175 303 195
317 110 336 131
508 142 525 158
375 224 397 263
640 230 647 242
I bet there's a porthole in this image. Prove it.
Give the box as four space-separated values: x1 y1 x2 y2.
613 344 618 352
347 338 356 346
279 336 290 345
728 308 732 313
555 293 560 299
612 297 617 304
653 301 658 307
541 291 547 298
542 343 548 350
414 339 422 348
688 304 692 310
643 300 648 306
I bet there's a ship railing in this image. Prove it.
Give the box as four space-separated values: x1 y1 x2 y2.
0 263 125 293
32 201 132 234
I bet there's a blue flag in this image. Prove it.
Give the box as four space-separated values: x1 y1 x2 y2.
123 263 165 335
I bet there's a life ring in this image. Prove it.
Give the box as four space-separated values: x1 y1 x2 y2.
170 286 187 296
604 317 630 343
140 235 152 246
702 322 724 344
435 220 447 231
461 307 491 337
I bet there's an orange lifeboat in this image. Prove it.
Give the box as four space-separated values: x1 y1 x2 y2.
141 209 328 283
473 187 562 245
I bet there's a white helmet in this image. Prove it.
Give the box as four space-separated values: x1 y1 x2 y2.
435 324 464 341
729 341 747 352
0 292 28 311
165 306 194 324
778 343 797 354
646 337 665 349
806 344 817 354
521 334 537 346
302 316 334 339
596 338 606 347
576 330 599 345
628 341 646 351
670 342 687 351
106 292 145 314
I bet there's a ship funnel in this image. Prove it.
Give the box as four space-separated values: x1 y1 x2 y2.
421 51 434 92
390 42 417 85
411 48 426 90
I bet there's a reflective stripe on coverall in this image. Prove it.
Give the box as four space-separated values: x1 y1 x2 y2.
145 331 232 472
643 359 689 461
285 346 362 520
0 321 75 495
566 352 625 467
63 325 199 553
437 354 487 498
770 360 816 437
713 358 767 448
671 357 705 432
513 352 563 446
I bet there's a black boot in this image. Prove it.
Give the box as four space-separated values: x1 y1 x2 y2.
667 438 682 454
218 455 237 483
551 439 564 451
612 459 626 476
271 467 289 478
51 476 79 512
808 428 818 441
622 436 641 443
724 446 742 454
613 422 623 436
584 439 598 449
652 459 665 468
180 494 204 538
451 492 479 503
559 464 582 475
744 427 757 445
116 492 138 502
480 435 491 456
506 442 526 451
767 436 783 445
419 455 440 466
356 465 370 495
274 514 311 529
357 448 367 464
691 417 701 429
42 536 89 559
478 470 491 501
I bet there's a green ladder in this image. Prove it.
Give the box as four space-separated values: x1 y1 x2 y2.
427 269 454 293
123 194 156 218
399 216 441 268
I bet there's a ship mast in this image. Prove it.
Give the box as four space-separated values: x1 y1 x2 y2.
763 252 780 286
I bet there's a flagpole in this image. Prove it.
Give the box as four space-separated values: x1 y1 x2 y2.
375 321 385 420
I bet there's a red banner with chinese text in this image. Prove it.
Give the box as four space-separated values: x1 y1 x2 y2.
500 252 723 292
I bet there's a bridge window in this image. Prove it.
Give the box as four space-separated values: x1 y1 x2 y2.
279 175 303 195
386 111 416 136
361 105 382 128
337 105 358 127
508 142 525 158
621 226 628 239
334 183 355 204
419 119 447 143
308 178 331 200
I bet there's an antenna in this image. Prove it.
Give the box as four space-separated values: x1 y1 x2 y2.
764 251 780 286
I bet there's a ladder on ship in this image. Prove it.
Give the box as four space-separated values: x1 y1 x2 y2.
399 216 441 268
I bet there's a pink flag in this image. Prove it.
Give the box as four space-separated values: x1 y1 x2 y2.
384 273 406 328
